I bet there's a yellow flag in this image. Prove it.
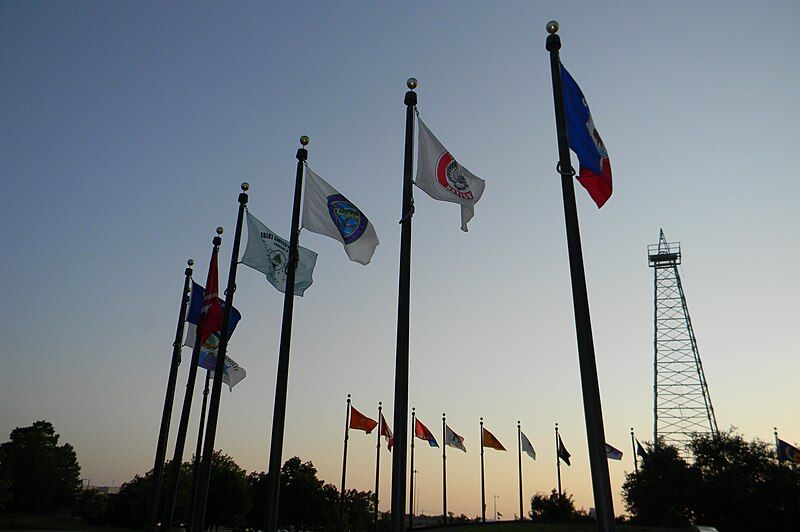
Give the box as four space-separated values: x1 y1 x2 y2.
482 427 506 451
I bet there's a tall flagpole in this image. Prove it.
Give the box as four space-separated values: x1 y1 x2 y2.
147 258 194 531
441 413 447 525
408 408 416 530
340 395 351 532
264 136 310 532
191 183 249 532
774 427 779 459
480 418 486 523
517 421 523 521
630 428 638 474
555 423 561 496
545 20 615 531
163 231 222 529
390 77 417 532
374 402 383 531
188 370 211 521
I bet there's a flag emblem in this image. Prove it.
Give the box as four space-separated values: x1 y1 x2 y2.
436 152 475 200
327 194 368 245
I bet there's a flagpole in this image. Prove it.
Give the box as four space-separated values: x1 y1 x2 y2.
147 258 193 531
480 417 486 523
374 401 382 531
630 428 638 474
517 421 523 521
441 413 447 525
409 408 416 529
340 395 351 532
163 231 222 530
555 423 561 496
545 21 615 531
188 370 211 522
390 77 417 532
264 136 309 532
774 427 779 459
191 183 249 532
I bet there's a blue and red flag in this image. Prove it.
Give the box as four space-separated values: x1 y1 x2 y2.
185 280 241 347
560 63 612 208
414 418 439 448
196 252 223 346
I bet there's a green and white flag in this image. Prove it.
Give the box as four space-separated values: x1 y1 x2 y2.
241 211 318 296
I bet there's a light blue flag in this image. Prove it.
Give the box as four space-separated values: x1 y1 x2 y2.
241 211 317 296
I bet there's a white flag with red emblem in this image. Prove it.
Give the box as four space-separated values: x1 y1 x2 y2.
415 118 486 231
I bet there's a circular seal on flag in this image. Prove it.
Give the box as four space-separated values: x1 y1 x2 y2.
436 152 475 200
326 194 368 245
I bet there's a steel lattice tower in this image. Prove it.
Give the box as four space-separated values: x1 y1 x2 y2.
648 229 717 453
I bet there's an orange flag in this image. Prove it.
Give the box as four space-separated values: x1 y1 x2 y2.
482 427 506 451
349 406 378 434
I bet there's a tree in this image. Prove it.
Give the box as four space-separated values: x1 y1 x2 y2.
621 442 697 526
529 489 580 522
73 488 107 525
0 420 81 515
623 431 800 530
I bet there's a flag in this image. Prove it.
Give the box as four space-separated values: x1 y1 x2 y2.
445 424 467 452
240 211 317 296
185 281 242 348
482 427 506 451
198 349 246 391
414 418 439 447
520 431 536 460
380 412 393 451
349 406 378 434
560 63 613 208
777 438 800 463
635 439 649 460
302 168 379 265
605 443 623 460
557 434 571 466
415 118 486 231
196 252 223 346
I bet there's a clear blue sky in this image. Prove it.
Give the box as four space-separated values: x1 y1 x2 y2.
2 0 800 518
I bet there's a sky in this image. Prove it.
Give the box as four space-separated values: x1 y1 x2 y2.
2 0 800 520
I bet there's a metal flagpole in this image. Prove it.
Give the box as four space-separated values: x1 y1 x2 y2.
555 423 561 496
390 77 417 532
517 421 523 521
191 183 249 532
630 428 638 474
441 413 447 525
340 395 351 532
163 232 222 529
147 258 193 531
774 427 779 459
408 408 416 529
264 136 310 532
545 20 615 531
188 370 211 521
374 402 382 531
480 418 486 523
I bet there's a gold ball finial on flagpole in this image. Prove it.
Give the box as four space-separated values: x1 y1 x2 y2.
546 20 559 34
241 182 250 192
187 259 194 266
407 77 418 90
300 135 309 146
216 226 224 235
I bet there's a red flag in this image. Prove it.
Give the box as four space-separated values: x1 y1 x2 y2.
197 249 223 346
349 406 377 434
414 418 439 447
379 412 393 451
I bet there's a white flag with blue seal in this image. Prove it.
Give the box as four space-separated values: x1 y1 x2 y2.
302 167 379 265
241 211 317 296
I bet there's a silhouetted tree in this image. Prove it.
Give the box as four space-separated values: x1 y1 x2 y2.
0 420 81 515
73 487 107 525
529 489 579 522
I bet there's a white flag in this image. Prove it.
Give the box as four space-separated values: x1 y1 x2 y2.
240 211 317 296
302 167 379 265
197 339 246 391
605 443 623 460
415 118 486 231
445 424 467 452
520 430 536 460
